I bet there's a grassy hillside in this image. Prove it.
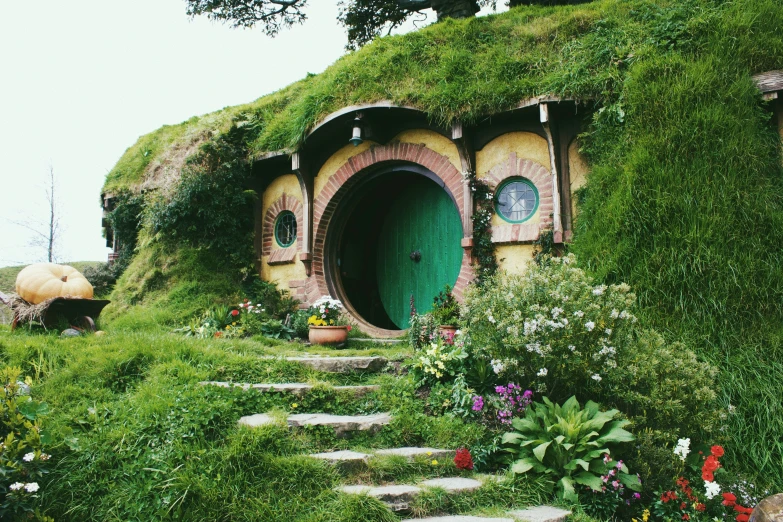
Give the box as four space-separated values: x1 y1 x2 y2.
98 0 783 492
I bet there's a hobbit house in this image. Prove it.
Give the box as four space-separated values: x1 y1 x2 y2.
100 42 782 338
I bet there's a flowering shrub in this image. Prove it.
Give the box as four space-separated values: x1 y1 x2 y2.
454 448 474 470
471 383 533 426
411 334 467 385
463 254 637 400
306 296 345 326
653 440 756 521
0 367 53 522
580 453 642 520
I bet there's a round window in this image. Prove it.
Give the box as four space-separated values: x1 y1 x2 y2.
495 178 539 223
274 211 297 248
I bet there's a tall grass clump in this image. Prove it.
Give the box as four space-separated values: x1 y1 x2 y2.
572 0 783 491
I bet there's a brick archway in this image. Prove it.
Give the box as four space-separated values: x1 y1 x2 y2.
262 193 303 259
306 141 474 336
484 153 553 244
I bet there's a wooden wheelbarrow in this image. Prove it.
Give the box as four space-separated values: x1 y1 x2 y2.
0 291 110 332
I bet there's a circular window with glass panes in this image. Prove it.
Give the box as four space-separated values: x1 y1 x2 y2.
274 211 297 248
495 178 539 223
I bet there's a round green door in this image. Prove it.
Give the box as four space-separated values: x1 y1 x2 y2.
376 177 463 329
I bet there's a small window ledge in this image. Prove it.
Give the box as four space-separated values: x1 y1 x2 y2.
268 248 297 265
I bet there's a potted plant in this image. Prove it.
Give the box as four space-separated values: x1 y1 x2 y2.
307 296 351 345
431 285 459 339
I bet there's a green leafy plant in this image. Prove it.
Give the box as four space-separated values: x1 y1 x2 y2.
0 367 53 522
431 285 459 326
502 395 640 501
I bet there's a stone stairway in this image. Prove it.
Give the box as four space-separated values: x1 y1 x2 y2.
230 354 571 521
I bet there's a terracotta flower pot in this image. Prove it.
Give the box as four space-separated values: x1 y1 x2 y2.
308 325 350 346
438 325 458 339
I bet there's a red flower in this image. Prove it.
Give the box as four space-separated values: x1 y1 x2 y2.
702 470 714 482
214 331 223 338
703 455 721 473
454 448 474 470
680 502 687 510
661 491 678 503
722 493 737 507
682 515 690 521
676 477 690 488
696 503 706 512
735 505 753 515
711 445 725 457
231 309 239 317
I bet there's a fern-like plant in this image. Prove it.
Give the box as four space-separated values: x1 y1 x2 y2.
502 396 640 501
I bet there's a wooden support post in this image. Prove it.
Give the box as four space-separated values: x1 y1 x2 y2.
292 152 314 276
540 103 564 243
451 121 475 243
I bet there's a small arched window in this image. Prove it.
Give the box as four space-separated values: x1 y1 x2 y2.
274 211 297 248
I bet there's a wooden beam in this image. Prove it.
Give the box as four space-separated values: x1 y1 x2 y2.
540 104 564 243
451 121 475 241
292 152 314 276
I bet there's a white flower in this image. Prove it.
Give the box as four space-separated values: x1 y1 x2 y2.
585 321 595 331
592 285 606 296
491 359 505 374
551 307 563 318
605 328 612 336
573 310 584 318
568 345 576 351
704 481 720 499
488 315 495 324
674 438 691 461
40 453 50 461
610 309 619 319
9 482 24 491
537 368 548 377
591 374 602 382
23 452 35 462
24 482 39 493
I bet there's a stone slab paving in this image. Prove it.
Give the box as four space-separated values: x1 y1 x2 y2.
309 450 371 464
200 381 379 396
402 515 516 522
375 447 455 460
285 356 387 373
238 412 392 436
508 506 572 522
420 477 483 493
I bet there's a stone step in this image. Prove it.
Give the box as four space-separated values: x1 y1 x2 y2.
308 447 455 469
238 412 392 437
286 356 387 373
402 517 515 522
200 381 379 396
338 477 483 512
508 507 572 522
401 509 571 522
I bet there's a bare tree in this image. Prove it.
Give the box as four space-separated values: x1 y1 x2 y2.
11 166 62 263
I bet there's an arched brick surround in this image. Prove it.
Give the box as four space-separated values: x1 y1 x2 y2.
484 153 553 244
262 193 304 256
305 141 475 336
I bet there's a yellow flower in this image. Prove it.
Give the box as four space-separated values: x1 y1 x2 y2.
291 403 298 409
431 459 438 466
426 451 433 456
232 322 236 326
226 325 231 329
642 509 650 522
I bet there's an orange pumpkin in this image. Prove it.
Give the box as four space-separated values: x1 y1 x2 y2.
15 263 94 305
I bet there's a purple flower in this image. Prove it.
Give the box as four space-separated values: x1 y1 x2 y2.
472 396 484 411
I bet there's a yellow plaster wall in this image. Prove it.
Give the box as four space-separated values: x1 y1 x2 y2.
477 132 550 228
392 129 462 171
314 141 377 200
568 138 589 220
260 174 307 290
496 244 535 275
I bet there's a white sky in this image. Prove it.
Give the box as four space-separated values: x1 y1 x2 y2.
0 0 502 268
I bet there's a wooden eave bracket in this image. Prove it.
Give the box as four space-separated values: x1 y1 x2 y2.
451 121 476 256
292 151 314 276
540 104 564 244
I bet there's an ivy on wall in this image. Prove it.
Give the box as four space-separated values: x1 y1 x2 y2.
468 174 497 285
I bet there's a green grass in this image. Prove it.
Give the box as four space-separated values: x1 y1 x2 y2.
92 0 783 506
0 325 529 521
